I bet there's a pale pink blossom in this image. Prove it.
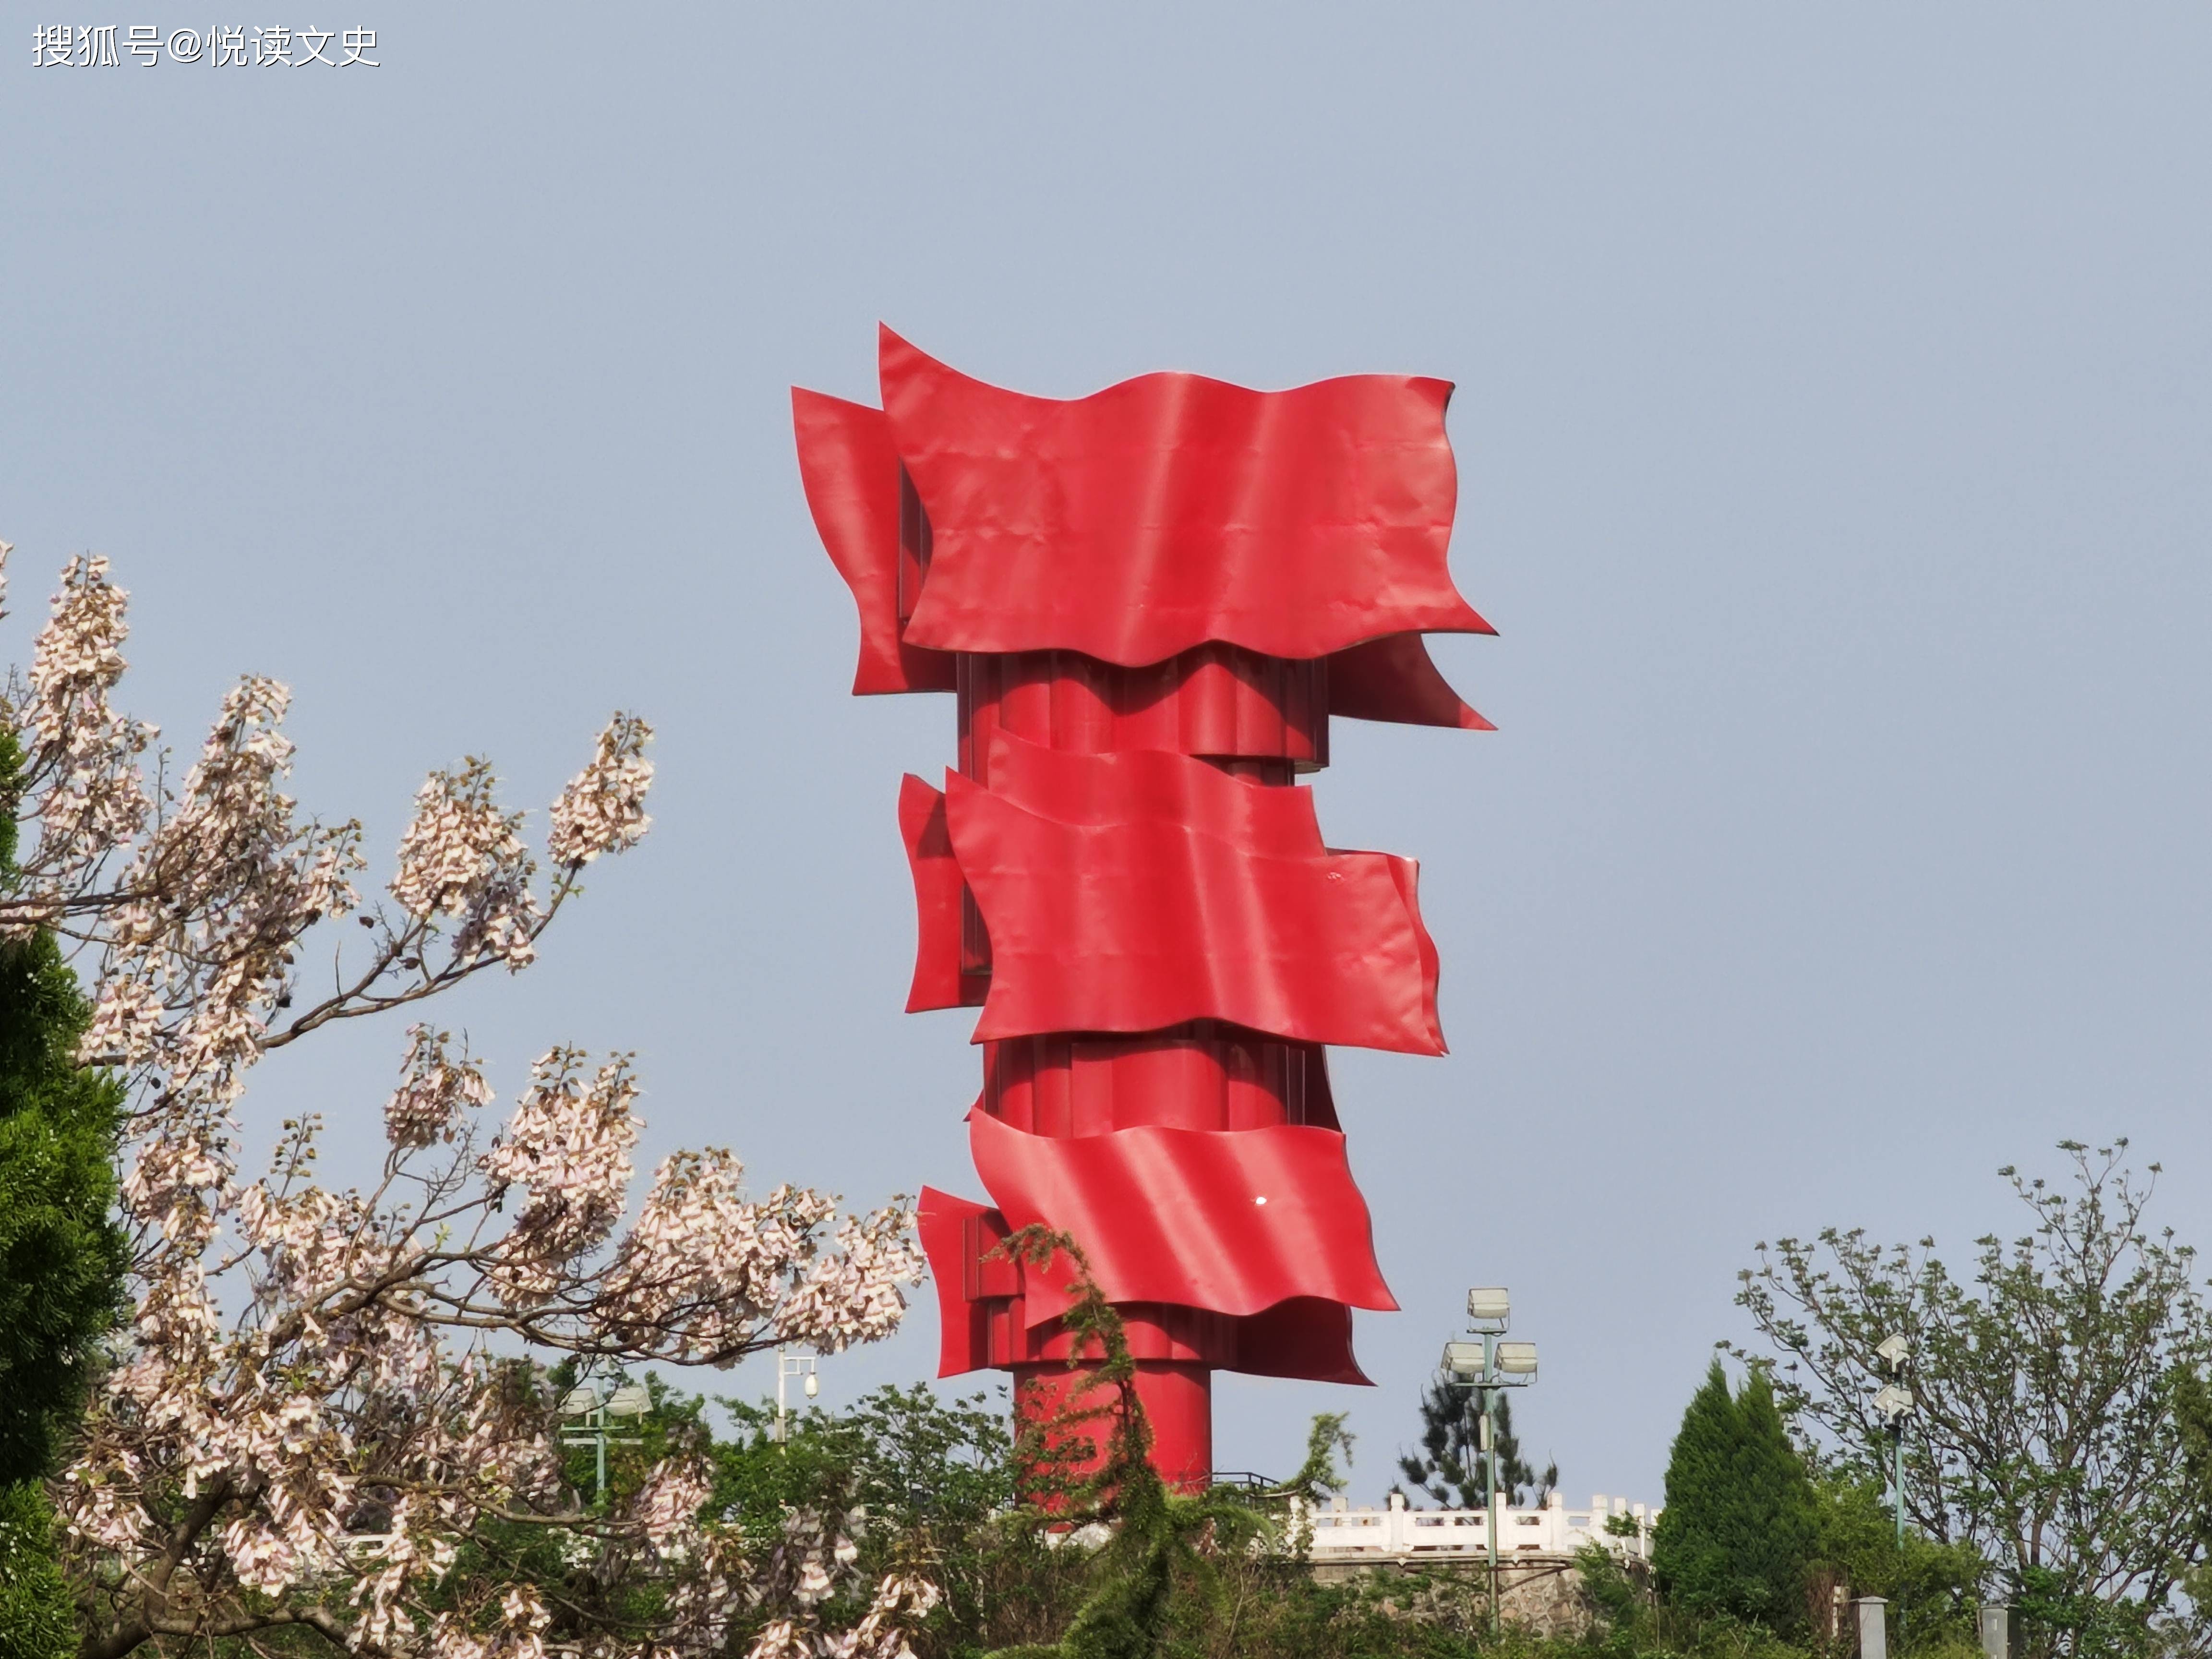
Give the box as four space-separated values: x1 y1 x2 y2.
549 712 655 866
0 543 922 1659
385 1023 493 1150
481 1048 641 1300
629 1453 716 1555
392 759 543 968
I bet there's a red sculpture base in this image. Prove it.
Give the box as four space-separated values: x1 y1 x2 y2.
1012 1361 1213 1497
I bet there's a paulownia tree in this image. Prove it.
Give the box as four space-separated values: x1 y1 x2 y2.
0 543 935 1659
1731 1140 2210 1656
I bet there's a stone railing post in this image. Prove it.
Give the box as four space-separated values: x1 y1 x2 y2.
1980 1602 2012 1659
1854 1596 1889 1659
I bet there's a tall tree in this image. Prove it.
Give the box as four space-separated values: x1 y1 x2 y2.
0 736 129 1483
1652 1359 1820 1628
0 543 931 1659
1396 1372 1556 1509
0 728 126 1659
1732 1141 2210 1653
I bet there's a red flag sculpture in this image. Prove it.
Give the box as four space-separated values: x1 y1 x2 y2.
796 327 1490 1491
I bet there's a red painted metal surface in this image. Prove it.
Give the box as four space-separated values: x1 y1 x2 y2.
797 333 1487 1491
878 327 1490 663
791 389 957 696
916 1188 1371 1386
899 768 1444 1051
946 772 1444 1053
968 1110 1396 1320
981 1025 1338 1136
1013 1362 1214 1495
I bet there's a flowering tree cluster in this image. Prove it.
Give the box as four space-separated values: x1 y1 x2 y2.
0 543 931 1659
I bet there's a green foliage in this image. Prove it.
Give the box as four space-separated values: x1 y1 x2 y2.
1398 1379 1556 1511
0 1482 75 1659
1652 1361 1819 1630
426 1354 1996 1659
0 928 129 1489
1276 1412 1355 1508
984 1225 1275 1659
1807 1475 1983 1649
1733 1141 2210 1654
712 1381 1021 1644
0 729 130 1488
2171 1364 2212 1656
0 725 129 1659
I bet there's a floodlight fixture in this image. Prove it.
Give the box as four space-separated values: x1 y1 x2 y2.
605 1383 652 1418
1467 1287 1511 1330
559 1386 601 1417
1443 1340 1487 1382
1873 1382 1914 1421
1875 1334 1911 1372
1494 1342 1539 1380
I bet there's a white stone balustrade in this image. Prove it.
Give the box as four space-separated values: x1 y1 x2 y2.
1294 1490 1659 1565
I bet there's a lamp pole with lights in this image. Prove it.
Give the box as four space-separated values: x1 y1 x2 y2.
1873 1334 1914 1549
557 1378 650 1503
775 1348 819 1446
1444 1287 1539 1635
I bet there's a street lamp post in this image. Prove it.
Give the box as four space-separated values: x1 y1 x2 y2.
558 1378 649 1503
1874 1334 1914 1550
1444 1287 1538 1636
775 1349 819 1446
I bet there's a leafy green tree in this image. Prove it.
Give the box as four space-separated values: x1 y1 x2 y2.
710 1381 1020 1647
0 730 128 1659
1807 1472 1984 1649
0 934 128 1489
1652 1360 1820 1629
1396 1375 1556 1509
0 730 130 1488
1733 1141 2209 1655
0 1481 74 1659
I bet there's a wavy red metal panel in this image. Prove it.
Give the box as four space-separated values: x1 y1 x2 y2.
967 1111 1395 1322
791 389 958 696
916 1188 1371 1385
1328 633 1495 731
895 774 986 1012
944 772 1445 1054
877 327 1490 664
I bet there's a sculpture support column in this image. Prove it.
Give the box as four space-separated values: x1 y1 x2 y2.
1014 1362 1212 1497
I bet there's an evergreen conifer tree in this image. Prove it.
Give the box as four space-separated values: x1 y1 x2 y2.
1651 1358 1820 1629
1397 1372 1557 1509
0 733 128 1485
0 731 129 1657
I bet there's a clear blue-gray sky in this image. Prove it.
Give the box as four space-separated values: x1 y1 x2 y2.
7 5 2211 1505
